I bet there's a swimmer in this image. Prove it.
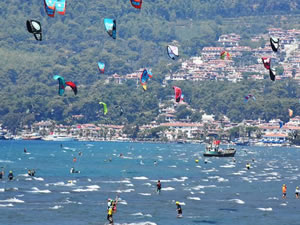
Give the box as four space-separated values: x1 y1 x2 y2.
8 171 14 181
246 163 251 170
295 186 299 199
157 180 161 194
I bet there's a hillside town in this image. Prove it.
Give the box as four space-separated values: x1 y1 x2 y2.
1 28 300 146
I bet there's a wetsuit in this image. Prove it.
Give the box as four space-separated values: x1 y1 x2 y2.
0 171 3 179
177 204 182 216
157 182 161 193
295 188 299 198
8 172 13 181
107 207 113 224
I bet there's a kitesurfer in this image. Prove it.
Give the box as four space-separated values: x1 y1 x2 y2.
107 202 114 224
0 170 4 180
79 152 82 156
24 148 27 153
295 187 299 199
282 184 287 199
246 163 251 170
28 169 35 177
176 201 182 217
70 167 79 174
8 171 14 181
157 180 161 194
154 160 157 166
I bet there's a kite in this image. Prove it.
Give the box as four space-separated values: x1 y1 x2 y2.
65 81 77 95
44 0 66 17
130 0 142 9
167 45 179 60
220 51 231 60
53 75 66 96
115 106 124 116
99 102 108 115
104 18 116 39
26 20 42 41
173 86 184 103
140 69 152 91
262 57 271 70
279 121 284 129
244 94 256 102
98 62 105 73
270 37 280 52
289 109 293 117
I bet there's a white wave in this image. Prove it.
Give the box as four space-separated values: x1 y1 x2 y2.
122 156 133 159
25 178 32 181
28 157 35 160
173 177 188 182
257 207 272 211
202 168 218 173
118 200 128 205
0 188 5 192
50 205 63 210
228 199 245 204
29 187 51 194
115 222 157 225
280 203 287 206
142 183 152 186
168 165 177 168
0 198 24 203
133 176 148 180
218 178 229 182
86 185 100 189
267 197 279 200
131 212 144 216
46 181 75 187
0 203 13 207
161 187 175 191
187 197 201 201
87 178 92 182
125 183 134 187
103 180 131 184
60 192 70 194
33 177 44 181
220 164 235 168
116 189 135 193
0 160 13 163
190 185 216 190
19 173 29 177
138 193 151 196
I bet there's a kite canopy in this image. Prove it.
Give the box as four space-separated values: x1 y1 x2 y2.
167 45 179 60
220 51 231 60
115 105 124 116
289 109 293 117
99 102 108 115
270 37 280 52
262 57 271 70
173 86 183 103
53 75 66 96
98 62 105 73
130 0 142 9
55 0 66 15
140 69 152 91
65 81 77 95
269 68 276 81
44 0 66 17
244 94 256 102
26 20 42 41
279 121 284 129
104 18 116 39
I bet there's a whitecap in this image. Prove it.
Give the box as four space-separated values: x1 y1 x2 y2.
29 187 51 194
0 160 14 163
267 197 279 200
60 192 70 194
125 183 134 187
138 193 151 196
86 185 100 189
257 207 272 211
133 176 148 180
33 177 44 181
0 203 13 207
280 203 287 206
168 165 177 168
131 212 144 216
118 200 128 205
116 189 135 193
187 197 201 201
25 178 32 181
0 198 24 203
142 183 152 186
161 187 175 191
190 185 216 190
50 205 63 210
220 164 235 168
228 199 245 204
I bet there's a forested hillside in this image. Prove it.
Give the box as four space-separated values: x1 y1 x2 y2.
0 0 300 132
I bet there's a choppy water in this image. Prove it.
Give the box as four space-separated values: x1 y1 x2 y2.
0 141 300 225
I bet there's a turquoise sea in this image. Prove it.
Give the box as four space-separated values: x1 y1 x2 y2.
0 141 300 225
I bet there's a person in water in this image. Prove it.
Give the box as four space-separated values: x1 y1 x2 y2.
0 170 4 180
295 186 299 199
157 180 161 194
8 171 14 181
282 184 287 199
24 148 27 153
28 169 35 177
246 163 251 170
176 201 182 217
70 167 79 174
107 206 113 224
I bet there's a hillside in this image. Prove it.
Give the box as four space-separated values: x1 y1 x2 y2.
0 0 300 132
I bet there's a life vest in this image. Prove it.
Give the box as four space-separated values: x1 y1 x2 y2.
282 186 287 193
